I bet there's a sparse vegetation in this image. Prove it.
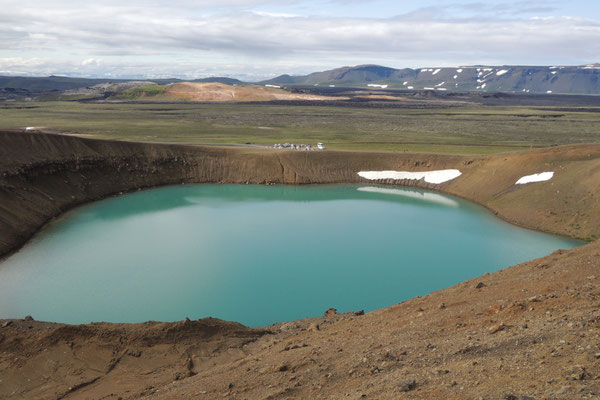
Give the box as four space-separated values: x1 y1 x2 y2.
0 100 599 154
110 85 168 100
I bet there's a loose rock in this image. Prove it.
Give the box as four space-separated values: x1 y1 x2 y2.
324 308 337 316
398 379 417 392
489 322 506 334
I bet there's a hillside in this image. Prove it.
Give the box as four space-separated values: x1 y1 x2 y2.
262 64 600 94
140 82 345 102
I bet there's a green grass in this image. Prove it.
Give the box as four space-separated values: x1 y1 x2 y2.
1 101 599 155
110 85 168 100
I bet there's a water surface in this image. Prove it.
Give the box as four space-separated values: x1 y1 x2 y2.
0 185 582 327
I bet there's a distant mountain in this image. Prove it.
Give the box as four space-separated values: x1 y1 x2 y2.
190 77 244 85
260 64 600 94
0 76 136 92
3 65 600 96
0 76 243 92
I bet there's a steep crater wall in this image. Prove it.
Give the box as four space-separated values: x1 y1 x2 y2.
1 130 599 259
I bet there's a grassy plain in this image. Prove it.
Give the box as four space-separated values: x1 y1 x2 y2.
1 101 599 154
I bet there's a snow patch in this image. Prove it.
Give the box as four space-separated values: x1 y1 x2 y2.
551 71 557 75
357 187 459 207
357 169 462 184
407 86 414 89
436 88 447 91
435 81 445 87
453 75 458 79
265 84 281 88
432 68 441 75
424 87 435 90
481 83 487 89
496 69 509 76
367 84 388 89
403 81 408 85
546 90 553 93
456 69 463 73
515 172 554 185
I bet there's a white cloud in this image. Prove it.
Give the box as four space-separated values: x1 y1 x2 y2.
0 0 598 79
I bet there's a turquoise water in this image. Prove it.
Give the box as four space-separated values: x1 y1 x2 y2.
0 185 582 327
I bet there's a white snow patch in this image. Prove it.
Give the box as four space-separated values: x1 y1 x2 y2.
550 66 558 69
435 81 445 87
25 127 35 131
551 71 557 75
367 84 388 89
428 69 434 72
481 83 487 89
496 69 509 76
407 86 414 89
483 68 493 72
453 75 458 79
421 68 428 72
436 88 447 91
424 87 435 90
329 85 336 87
357 187 459 207
456 69 463 73
265 84 281 88
403 81 408 85
546 90 553 93
357 169 462 184
515 172 554 185
432 68 441 75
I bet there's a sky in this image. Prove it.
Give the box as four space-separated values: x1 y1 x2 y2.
1 0 599 80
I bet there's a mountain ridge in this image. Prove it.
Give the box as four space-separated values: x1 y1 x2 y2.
260 64 600 94
2 64 600 96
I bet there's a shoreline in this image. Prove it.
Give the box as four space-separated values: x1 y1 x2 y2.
0 179 589 266
1 129 598 260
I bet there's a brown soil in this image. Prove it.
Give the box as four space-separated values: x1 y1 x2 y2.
163 83 345 102
1 130 600 399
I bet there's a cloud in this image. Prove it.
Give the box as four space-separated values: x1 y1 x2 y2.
0 0 598 79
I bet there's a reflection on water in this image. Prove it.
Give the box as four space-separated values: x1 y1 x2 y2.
357 186 459 207
0 185 583 327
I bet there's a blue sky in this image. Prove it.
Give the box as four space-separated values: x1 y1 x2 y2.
254 0 600 19
1 0 599 80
